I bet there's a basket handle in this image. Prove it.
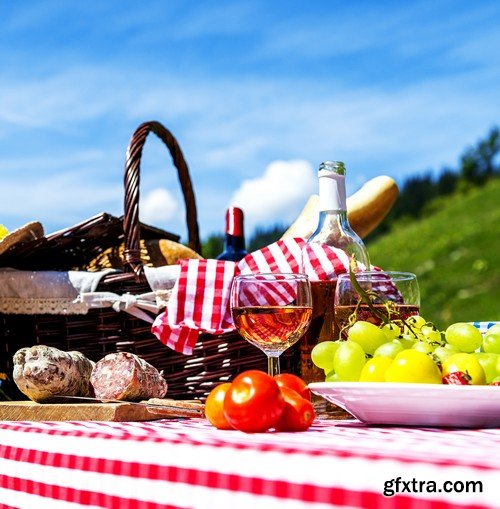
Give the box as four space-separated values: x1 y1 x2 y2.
123 121 201 275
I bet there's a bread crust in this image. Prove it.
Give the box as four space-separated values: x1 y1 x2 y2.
347 176 398 239
281 175 398 240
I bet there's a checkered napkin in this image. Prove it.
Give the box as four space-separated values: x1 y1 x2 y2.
153 238 341 354
237 274 299 308
152 238 401 355
151 237 395 355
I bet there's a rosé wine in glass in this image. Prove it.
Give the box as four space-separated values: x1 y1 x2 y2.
230 273 312 376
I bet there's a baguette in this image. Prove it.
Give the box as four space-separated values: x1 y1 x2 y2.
281 175 398 240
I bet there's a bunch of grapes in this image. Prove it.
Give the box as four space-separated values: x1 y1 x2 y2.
311 319 500 385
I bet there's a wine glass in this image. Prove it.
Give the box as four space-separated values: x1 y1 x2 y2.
334 271 420 336
230 273 312 377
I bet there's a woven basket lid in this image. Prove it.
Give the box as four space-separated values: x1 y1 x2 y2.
0 221 44 257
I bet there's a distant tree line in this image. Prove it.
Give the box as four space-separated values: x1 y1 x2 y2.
202 126 499 257
368 126 499 240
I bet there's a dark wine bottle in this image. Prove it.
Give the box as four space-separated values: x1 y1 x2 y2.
216 206 248 261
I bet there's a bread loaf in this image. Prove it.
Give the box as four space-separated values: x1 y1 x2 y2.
346 175 399 239
86 238 202 271
281 175 398 240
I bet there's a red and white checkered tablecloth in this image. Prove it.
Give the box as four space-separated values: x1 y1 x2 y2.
1 418 499 509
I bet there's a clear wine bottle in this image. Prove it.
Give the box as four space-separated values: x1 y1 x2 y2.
300 161 370 383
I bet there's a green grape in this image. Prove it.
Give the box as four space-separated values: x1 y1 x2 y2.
442 353 486 385
421 325 444 345
373 340 405 359
474 353 499 384
311 341 339 370
398 334 417 349
385 349 442 384
333 341 366 382
359 356 393 382
433 345 458 364
406 315 427 330
347 321 387 355
412 341 434 354
325 371 340 382
482 330 500 354
487 324 500 336
382 323 400 341
495 356 500 379
445 323 483 353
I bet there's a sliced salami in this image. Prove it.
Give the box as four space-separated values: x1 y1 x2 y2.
13 345 94 403
90 352 168 401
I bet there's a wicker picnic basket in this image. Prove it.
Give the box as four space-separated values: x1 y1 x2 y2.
0 121 300 400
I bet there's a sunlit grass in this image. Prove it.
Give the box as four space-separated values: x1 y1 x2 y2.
367 179 500 329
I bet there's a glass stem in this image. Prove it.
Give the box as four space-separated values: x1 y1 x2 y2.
267 356 280 377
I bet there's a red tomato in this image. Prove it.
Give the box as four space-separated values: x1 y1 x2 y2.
205 383 234 430
274 373 311 401
275 387 315 432
223 370 285 433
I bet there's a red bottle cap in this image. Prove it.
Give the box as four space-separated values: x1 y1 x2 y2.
226 207 244 236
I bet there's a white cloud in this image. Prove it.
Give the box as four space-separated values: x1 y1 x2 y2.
140 187 180 225
228 160 316 233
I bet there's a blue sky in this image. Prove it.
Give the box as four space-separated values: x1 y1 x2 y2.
0 0 499 243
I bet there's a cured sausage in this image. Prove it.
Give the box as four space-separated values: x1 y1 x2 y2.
13 345 94 403
90 352 168 401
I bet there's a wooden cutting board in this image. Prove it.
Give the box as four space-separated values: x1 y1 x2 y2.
0 399 204 422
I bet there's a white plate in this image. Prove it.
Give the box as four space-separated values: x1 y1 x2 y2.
308 382 500 428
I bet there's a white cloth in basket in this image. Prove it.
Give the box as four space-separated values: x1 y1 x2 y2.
0 265 180 322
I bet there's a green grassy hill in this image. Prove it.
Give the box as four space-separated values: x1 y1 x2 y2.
366 178 500 329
